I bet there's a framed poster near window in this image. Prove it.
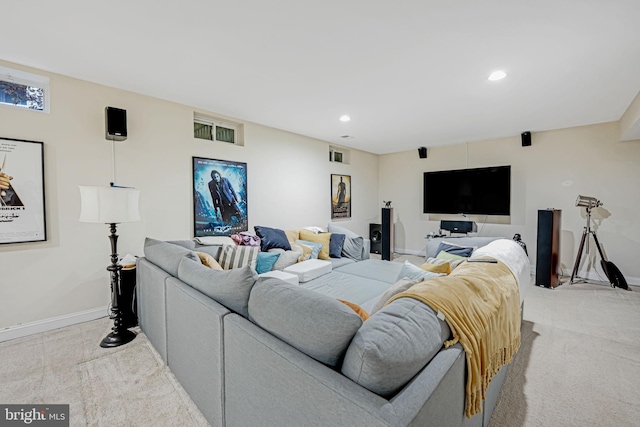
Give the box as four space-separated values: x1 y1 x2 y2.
192 157 248 236
331 174 351 219
0 137 46 244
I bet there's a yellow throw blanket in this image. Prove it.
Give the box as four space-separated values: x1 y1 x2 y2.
387 259 521 418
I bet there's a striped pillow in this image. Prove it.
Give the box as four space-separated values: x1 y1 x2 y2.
217 244 259 270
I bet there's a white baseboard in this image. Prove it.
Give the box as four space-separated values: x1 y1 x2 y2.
0 306 108 343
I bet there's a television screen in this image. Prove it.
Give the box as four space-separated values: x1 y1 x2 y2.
423 166 511 215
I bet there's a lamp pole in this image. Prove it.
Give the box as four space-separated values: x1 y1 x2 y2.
100 222 136 348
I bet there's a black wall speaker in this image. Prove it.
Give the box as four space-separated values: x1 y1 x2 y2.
418 147 427 158
521 131 531 147
381 207 394 261
105 107 128 141
369 223 382 254
535 209 561 288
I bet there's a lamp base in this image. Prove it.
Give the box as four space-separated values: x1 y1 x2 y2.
100 328 136 348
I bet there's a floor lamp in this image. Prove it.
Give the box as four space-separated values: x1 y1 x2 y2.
79 185 140 348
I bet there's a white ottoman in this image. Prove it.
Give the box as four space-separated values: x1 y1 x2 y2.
259 270 300 286
283 259 332 283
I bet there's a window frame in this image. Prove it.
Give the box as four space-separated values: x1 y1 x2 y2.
0 66 50 113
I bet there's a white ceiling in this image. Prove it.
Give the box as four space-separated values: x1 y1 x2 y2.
2 1 640 154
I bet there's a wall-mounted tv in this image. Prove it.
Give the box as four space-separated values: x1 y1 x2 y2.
423 166 511 215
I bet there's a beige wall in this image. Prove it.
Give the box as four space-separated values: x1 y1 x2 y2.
0 60 379 329
379 123 640 283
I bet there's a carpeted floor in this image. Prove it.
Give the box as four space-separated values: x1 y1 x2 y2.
1 260 638 426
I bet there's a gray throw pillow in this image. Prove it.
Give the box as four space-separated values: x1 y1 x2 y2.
396 261 445 282
268 248 301 270
248 277 363 367
370 277 418 314
342 298 451 397
327 224 364 260
144 237 200 277
177 256 258 318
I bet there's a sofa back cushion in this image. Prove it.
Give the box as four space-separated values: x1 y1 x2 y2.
341 298 451 397
327 223 365 260
248 277 363 367
177 257 258 318
144 237 201 277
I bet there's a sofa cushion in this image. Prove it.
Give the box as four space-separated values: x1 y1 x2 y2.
296 239 322 259
177 257 258 318
218 244 259 270
396 261 445 282
299 229 331 260
254 226 291 252
341 298 451 397
256 252 280 274
248 277 363 367
144 237 201 277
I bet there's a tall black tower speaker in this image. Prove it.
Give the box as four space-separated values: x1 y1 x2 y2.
381 208 394 261
105 107 128 141
369 224 382 254
536 209 561 288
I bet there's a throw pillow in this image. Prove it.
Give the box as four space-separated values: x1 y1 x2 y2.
299 229 331 260
196 251 223 270
435 241 475 258
328 233 346 258
217 244 259 270
296 239 323 259
267 248 300 270
177 257 258 318
254 226 292 252
370 277 418 314
435 251 467 262
424 256 465 271
143 237 201 277
396 260 445 282
419 261 450 275
289 242 311 262
256 251 280 274
325 225 365 260
338 300 370 321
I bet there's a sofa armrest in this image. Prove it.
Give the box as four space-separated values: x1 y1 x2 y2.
361 238 371 260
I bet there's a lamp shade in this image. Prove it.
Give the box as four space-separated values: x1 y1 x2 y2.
79 186 140 224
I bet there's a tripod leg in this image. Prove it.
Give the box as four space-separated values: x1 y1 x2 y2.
570 229 588 284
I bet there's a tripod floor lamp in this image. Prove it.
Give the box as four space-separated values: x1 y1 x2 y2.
79 184 140 348
570 195 605 284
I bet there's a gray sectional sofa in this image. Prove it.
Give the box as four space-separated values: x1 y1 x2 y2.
137 235 524 427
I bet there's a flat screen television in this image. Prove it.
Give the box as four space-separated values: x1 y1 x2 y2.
423 165 511 215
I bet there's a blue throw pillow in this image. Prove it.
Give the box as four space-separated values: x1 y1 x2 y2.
296 239 323 259
329 233 346 258
435 241 474 258
254 226 292 252
256 251 281 274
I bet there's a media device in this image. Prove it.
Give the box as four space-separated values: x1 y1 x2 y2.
535 209 561 288
105 106 128 141
418 147 427 158
381 208 394 261
423 166 511 215
440 220 477 234
521 131 531 147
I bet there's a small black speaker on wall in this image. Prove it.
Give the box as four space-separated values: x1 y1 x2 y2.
369 223 382 254
418 147 427 158
521 131 531 147
105 107 128 141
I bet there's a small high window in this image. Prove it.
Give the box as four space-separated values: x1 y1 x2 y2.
0 66 49 113
194 113 243 146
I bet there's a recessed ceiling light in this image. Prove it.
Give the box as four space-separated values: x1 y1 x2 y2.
488 70 507 81
339 115 351 122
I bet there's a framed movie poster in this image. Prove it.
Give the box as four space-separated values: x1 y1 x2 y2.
193 157 248 236
0 137 46 244
331 174 351 219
